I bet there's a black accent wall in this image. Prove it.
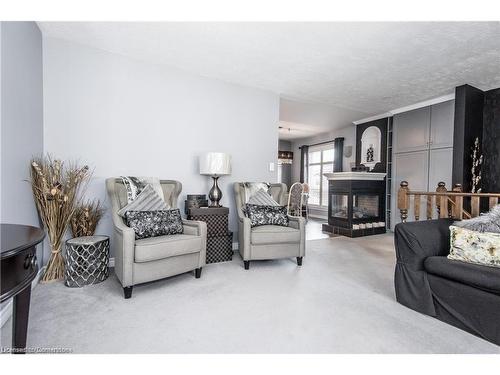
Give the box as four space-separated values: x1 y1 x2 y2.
453 84 500 193
452 84 484 193
482 88 500 193
355 117 388 173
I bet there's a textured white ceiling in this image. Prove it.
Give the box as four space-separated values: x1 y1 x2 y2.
38 22 500 117
279 98 366 140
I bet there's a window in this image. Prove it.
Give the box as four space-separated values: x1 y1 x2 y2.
307 146 334 207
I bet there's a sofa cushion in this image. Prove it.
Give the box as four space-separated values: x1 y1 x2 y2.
424 256 500 295
135 234 201 263
251 225 300 245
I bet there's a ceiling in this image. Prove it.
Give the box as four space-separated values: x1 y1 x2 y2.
38 22 500 134
279 98 366 140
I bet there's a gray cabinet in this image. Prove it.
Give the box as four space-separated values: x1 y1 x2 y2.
390 100 455 229
391 150 429 227
430 100 455 149
428 147 453 219
393 107 430 153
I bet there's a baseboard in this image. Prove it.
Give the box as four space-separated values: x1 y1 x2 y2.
0 266 46 328
308 214 327 220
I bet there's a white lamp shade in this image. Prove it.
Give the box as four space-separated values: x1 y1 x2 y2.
199 152 231 176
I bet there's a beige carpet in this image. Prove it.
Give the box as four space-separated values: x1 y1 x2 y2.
1 233 498 353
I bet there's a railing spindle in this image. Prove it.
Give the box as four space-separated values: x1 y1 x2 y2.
489 197 499 209
453 196 464 220
471 196 480 217
436 182 447 217
414 194 420 221
398 181 410 223
439 195 449 218
426 195 432 220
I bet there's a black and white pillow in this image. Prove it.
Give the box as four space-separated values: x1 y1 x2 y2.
120 176 164 204
244 204 289 228
247 188 280 206
117 184 168 217
241 182 271 203
125 209 183 240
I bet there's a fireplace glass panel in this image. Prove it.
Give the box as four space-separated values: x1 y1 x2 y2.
331 194 349 218
353 194 379 219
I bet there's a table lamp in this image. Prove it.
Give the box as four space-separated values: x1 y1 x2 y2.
199 152 231 207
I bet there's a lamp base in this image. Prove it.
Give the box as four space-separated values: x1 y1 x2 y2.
208 176 223 207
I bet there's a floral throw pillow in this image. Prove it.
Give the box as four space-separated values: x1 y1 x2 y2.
125 209 183 240
244 204 289 228
448 225 500 268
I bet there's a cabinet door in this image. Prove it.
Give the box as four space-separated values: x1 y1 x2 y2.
430 100 455 149
428 147 453 219
393 107 431 153
391 150 429 229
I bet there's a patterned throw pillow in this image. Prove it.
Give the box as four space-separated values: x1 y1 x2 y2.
453 204 500 233
244 204 289 228
247 188 280 206
125 209 183 240
117 184 168 217
241 182 270 203
448 225 500 268
120 176 164 204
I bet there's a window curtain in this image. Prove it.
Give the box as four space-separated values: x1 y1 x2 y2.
333 137 344 172
300 145 309 183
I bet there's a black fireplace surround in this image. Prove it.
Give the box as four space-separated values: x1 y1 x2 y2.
322 178 386 237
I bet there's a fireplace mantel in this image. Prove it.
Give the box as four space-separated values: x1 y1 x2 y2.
324 172 386 181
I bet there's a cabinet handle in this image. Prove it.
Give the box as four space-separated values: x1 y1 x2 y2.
24 254 37 270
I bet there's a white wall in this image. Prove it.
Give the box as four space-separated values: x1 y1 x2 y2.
0 22 44 262
43 37 279 258
290 125 356 183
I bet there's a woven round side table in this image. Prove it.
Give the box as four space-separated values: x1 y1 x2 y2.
64 235 110 288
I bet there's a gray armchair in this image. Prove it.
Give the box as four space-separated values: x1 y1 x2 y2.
106 178 207 298
233 183 306 269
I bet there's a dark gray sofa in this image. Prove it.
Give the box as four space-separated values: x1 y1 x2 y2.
394 219 500 346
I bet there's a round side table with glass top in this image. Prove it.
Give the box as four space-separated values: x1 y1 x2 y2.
65 235 110 288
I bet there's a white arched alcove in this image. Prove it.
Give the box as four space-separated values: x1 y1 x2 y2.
360 126 382 170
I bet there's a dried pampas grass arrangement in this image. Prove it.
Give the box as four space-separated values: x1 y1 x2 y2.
30 155 90 282
70 200 104 238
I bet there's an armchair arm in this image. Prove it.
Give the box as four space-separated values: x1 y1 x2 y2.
238 217 252 260
288 216 306 257
394 219 453 271
111 215 136 287
183 219 207 268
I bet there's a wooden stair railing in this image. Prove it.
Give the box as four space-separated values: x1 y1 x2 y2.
398 181 500 223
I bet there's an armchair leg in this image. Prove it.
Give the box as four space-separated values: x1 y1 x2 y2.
297 257 303 266
195 267 202 279
123 286 133 299
244 261 250 270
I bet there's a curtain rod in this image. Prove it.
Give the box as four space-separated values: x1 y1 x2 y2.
299 137 344 149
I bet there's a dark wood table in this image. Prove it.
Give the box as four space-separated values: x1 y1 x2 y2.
1 224 45 354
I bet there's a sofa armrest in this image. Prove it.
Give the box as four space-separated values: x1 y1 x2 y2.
394 219 453 271
288 216 306 257
183 219 207 267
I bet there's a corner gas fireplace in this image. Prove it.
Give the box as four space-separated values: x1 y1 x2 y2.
322 172 386 237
